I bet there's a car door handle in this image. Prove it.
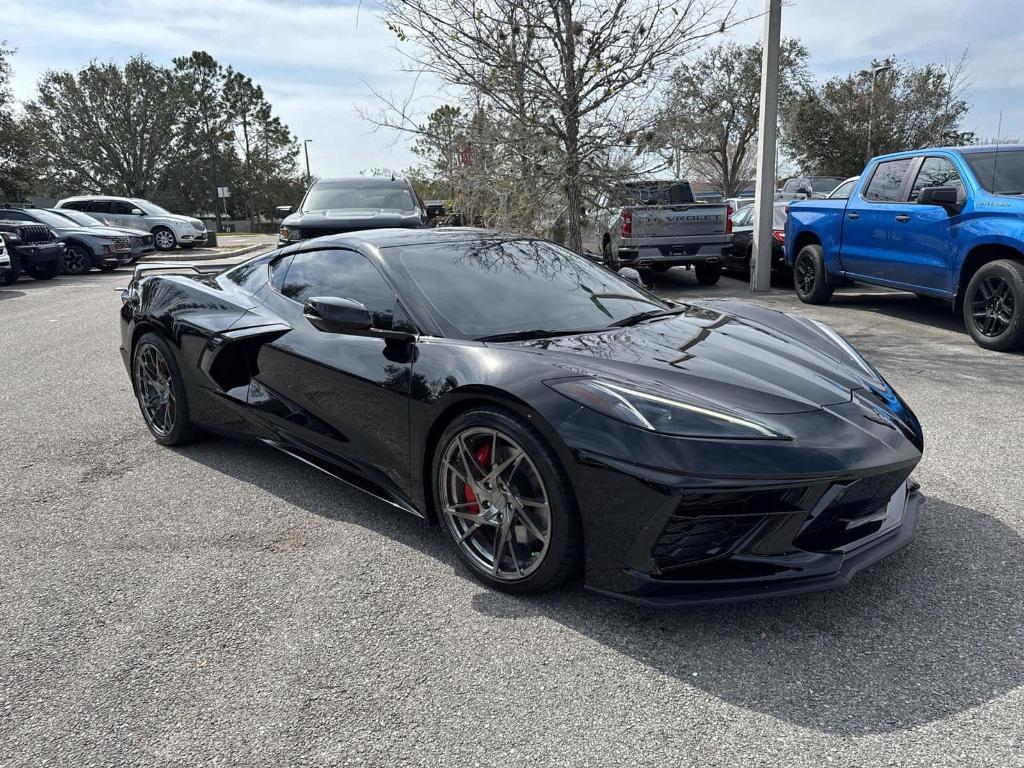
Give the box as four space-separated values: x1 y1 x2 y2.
847 212 860 220
895 214 911 222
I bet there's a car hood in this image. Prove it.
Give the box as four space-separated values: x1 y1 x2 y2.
286 209 422 228
506 301 879 415
60 226 131 238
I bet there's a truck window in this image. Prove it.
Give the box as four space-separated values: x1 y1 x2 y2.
962 150 1024 195
909 158 964 202
863 159 913 202
828 179 856 199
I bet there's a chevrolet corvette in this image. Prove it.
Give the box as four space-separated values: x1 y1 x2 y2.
119 228 924 606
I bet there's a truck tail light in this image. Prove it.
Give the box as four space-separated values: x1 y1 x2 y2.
772 229 785 244
726 206 733 234
621 209 632 239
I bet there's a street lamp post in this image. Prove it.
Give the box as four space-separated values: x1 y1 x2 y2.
866 64 892 163
303 139 313 183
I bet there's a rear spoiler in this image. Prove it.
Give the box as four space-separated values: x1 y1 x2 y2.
131 262 228 281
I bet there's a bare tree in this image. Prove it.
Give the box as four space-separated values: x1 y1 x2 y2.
654 39 810 197
376 0 738 251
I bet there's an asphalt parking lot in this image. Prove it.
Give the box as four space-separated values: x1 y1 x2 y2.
1 265 1022 767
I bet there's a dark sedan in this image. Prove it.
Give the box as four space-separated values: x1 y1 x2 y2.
119 228 924 606
722 202 790 275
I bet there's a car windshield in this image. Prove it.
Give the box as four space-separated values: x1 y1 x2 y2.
132 199 170 215
51 209 101 227
811 178 843 192
23 209 79 229
302 181 417 213
962 150 1024 195
391 237 667 339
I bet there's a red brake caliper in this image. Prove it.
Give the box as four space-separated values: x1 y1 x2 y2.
464 441 491 515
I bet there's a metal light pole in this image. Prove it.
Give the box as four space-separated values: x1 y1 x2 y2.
750 0 782 292
866 64 892 163
303 139 313 183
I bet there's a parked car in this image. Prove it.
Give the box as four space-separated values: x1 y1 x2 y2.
787 145 1024 351
120 228 923 605
589 180 732 284
723 201 790 274
0 236 10 280
776 176 845 201
275 177 427 246
0 218 64 285
47 208 156 263
723 196 755 213
0 207 133 274
55 196 207 251
825 176 859 200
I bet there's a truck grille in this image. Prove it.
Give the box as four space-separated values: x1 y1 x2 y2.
18 224 54 243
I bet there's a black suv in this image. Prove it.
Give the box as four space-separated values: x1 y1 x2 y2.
0 219 64 285
275 177 427 246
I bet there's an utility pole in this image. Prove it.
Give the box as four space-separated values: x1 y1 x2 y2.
209 135 222 235
750 0 782 292
866 64 892 163
303 139 313 183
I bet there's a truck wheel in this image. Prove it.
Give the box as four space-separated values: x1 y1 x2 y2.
694 261 722 286
794 244 834 304
153 227 177 251
26 259 62 280
963 259 1024 351
1 256 21 285
64 244 92 275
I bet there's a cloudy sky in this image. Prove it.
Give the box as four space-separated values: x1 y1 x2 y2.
3 0 1022 178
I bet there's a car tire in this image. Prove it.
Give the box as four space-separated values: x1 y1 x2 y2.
132 332 199 446
694 260 722 285
432 407 582 595
153 227 177 251
0 256 21 286
64 244 92 275
963 259 1024 351
794 244 834 304
26 260 62 280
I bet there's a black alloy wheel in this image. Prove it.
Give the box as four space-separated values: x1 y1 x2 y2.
433 408 581 594
794 244 834 304
963 259 1024 351
64 244 92 275
26 260 62 280
132 333 198 445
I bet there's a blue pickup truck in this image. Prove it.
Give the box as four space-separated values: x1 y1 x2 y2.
786 145 1024 351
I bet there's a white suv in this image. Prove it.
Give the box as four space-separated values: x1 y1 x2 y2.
55 196 207 251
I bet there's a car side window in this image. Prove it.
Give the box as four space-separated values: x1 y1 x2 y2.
909 157 964 202
830 179 856 199
63 201 87 211
0 211 30 221
863 159 913 202
111 201 136 215
88 200 112 214
278 249 398 328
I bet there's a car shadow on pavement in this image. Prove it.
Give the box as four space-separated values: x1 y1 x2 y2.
827 290 969 336
180 441 1023 737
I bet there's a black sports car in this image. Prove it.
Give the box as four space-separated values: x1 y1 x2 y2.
119 228 924 606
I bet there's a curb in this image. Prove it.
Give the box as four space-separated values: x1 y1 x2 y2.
140 242 274 262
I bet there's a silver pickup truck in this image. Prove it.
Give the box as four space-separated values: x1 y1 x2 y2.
589 181 732 285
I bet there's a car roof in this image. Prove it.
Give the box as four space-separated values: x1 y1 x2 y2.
59 194 137 202
870 145 1024 163
312 176 413 185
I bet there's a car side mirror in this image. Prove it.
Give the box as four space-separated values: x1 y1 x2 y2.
918 186 960 213
275 205 295 219
130 208 144 216
303 296 373 334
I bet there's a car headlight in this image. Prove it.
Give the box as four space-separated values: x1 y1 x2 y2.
280 226 301 242
546 377 789 440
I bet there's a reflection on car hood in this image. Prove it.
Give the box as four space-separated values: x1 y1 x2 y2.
512 301 876 415
288 209 421 228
